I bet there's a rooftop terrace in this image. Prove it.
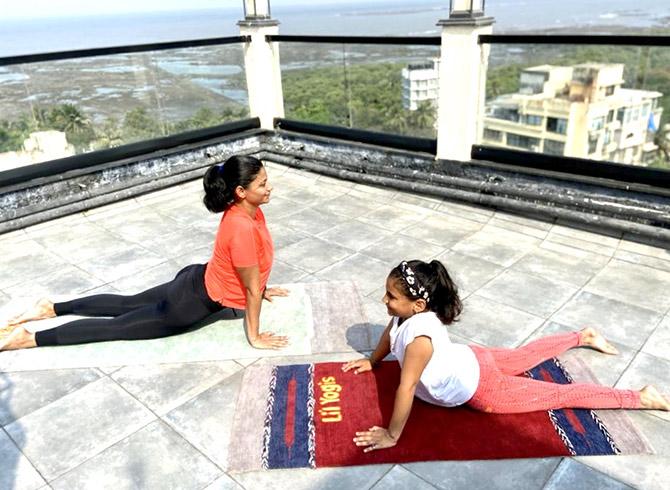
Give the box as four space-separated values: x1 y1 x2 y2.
0 160 669 489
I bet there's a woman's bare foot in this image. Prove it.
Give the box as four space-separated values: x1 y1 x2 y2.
579 327 619 355
0 326 37 351
7 298 55 327
639 385 670 411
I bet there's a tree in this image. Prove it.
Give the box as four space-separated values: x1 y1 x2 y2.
122 107 161 142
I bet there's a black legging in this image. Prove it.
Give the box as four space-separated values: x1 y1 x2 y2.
35 264 230 346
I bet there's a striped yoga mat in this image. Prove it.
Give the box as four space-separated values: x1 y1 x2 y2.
228 357 653 471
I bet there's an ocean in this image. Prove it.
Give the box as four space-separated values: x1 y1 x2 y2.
1 0 669 58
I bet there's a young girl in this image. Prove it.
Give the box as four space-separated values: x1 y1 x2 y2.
1 155 289 351
342 259 670 452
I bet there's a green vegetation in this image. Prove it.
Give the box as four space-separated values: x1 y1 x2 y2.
0 104 248 154
283 63 436 138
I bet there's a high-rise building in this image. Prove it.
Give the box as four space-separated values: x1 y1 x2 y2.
402 59 440 111
482 63 663 165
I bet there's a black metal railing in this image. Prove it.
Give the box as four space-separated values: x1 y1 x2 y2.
0 36 249 66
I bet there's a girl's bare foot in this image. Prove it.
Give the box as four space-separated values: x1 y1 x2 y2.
7 298 55 327
0 326 37 351
639 385 670 411
579 327 619 355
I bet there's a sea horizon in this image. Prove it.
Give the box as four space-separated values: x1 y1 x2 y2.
1 0 669 58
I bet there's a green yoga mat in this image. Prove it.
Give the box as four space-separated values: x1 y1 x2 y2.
0 282 368 371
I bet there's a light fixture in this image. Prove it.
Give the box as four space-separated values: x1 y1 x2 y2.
243 0 271 19
449 0 485 19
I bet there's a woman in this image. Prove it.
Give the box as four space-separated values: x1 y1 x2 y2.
1 155 289 351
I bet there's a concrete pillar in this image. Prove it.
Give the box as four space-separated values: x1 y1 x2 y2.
239 1 284 130
436 14 494 161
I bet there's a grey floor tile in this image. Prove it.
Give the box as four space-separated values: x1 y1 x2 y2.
318 220 391 252
618 237 670 261
543 458 634 489
452 225 541 267
544 233 617 257
617 352 670 422
436 250 504 293
584 260 670 313
75 244 166 284
614 249 670 274
0 429 46 490
163 371 243 470
98 209 180 245
624 411 670 454
151 202 212 227
281 208 350 235
393 191 443 210
142 228 215 261
30 222 123 262
642 314 670 362
436 200 494 224
550 223 621 247
358 204 430 233
169 246 213 270
577 455 670 490
268 260 309 284
261 196 305 221
231 465 393 490
50 420 222 490
450 294 544 348
526 322 636 387
203 474 244 489
551 292 663 351
317 195 385 218
267 223 310 251
361 235 445 264
0 369 102 426
281 183 344 204
0 245 68 290
5 377 155 481
371 465 436 490
108 262 179 294
112 361 241 416
512 246 609 287
5 264 105 299
476 269 578 317
405 458 561 490
487 216 550 240
276 237 354 274
399 213 482 248
315 253 389 296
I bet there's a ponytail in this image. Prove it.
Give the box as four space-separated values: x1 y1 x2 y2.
389 259 462 325
203 155 263 213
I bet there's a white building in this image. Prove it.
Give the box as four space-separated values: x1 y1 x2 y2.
402 59 440 111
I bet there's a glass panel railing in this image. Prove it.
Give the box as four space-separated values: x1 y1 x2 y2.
281 42 440 139
480 43 670 171
0 44 248 172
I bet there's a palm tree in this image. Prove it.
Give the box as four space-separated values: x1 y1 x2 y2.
48 104 91 134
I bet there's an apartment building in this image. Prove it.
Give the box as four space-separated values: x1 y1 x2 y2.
482 63 663 165
402 59 440 111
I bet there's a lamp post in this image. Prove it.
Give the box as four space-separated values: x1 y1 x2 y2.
435 1 494 161
239 0 284 129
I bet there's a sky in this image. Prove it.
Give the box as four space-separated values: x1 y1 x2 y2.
2 0 418 19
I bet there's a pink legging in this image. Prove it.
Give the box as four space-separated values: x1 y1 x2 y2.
467 332 641 414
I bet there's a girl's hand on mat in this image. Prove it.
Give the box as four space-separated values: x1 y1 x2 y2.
353 426 397 452
250 331 289 349
263 287 290 302
341 359 372 374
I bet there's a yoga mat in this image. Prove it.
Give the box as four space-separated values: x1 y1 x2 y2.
0 282 367 371
228 358 653 471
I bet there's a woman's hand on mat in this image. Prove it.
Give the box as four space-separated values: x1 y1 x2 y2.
341 359 372 374
249 331 289 349
263 287 290 302
353 426 397 452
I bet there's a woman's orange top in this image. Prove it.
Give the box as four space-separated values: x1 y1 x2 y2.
204 205 274 309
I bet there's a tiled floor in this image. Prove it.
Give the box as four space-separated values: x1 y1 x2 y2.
0 161 668 489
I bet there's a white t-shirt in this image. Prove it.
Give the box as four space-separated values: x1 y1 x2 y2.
389 311 480 407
